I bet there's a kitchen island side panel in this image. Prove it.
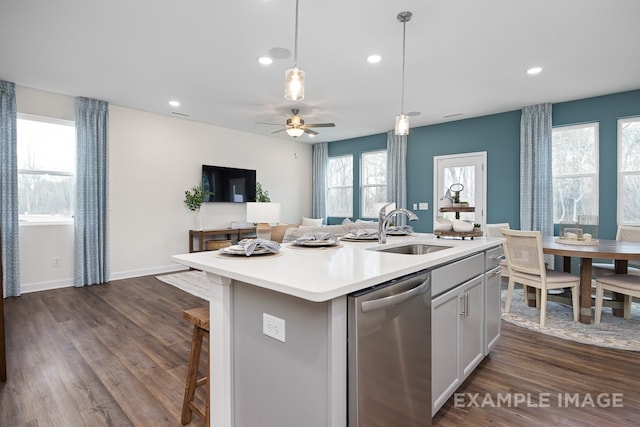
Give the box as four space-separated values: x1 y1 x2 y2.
232 281 334 427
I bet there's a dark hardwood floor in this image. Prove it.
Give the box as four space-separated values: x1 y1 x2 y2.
1 275 640 426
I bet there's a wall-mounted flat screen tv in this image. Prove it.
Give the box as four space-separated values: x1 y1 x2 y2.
202 164 257 203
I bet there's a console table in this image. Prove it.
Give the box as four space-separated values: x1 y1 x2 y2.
189 228 256 252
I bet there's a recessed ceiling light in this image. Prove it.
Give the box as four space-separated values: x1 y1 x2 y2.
367 54 382 64
169 100 180 107
258 56 273 65
526 66 543 75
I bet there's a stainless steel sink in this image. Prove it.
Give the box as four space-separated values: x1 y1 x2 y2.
374 244 452 255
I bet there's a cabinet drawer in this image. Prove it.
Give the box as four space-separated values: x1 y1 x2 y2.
432 253 484 297
485 245 504 271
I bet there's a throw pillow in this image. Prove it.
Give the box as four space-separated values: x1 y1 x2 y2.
301 217 323 227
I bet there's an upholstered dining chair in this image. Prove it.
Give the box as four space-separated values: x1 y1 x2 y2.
501 229 580 327
594 274 640 325
487 223 510 277
592 225 640 277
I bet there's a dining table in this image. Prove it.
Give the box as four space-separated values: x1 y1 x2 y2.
541 237 640 324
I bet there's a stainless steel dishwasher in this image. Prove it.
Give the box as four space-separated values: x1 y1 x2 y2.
348 270 431 427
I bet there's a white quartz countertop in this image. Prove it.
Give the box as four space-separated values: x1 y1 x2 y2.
171 233 504 302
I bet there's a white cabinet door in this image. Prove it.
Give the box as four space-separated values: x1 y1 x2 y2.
431 287 462 416
484 266 502 355
460 276 485 378
432 274 485 416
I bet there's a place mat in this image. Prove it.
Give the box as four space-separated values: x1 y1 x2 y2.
216 251 282 259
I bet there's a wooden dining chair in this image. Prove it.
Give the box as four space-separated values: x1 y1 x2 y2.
592 225 640 277
594 274 640 325
501 229 580 327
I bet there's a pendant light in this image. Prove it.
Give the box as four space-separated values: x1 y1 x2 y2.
284 0 305 101
395 11 412 136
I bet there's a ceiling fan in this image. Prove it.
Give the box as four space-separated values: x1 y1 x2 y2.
257 108 335 138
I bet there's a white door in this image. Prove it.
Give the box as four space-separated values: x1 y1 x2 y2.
434 152 487 228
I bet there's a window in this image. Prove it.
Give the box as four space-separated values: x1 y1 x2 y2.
327 155 353 217
17 115 76 223
618 116 640 225
551 123 599 223
361 150 387 218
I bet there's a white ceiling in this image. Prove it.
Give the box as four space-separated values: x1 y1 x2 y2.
1 0 639 143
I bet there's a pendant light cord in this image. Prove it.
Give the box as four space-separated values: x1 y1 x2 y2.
401 20 406 114
293 0 299 67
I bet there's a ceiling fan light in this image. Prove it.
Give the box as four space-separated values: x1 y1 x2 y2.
284 67 305 101
395 114 409 136
286 127 305 137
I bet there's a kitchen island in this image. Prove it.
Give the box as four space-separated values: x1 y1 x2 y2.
172 233 504 427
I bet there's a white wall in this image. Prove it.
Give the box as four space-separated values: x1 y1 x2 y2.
16 86 313 292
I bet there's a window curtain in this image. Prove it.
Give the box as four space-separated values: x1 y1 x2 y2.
0 81 20 297
387 130 407 224
312 142 328 220
520 103 553 236
75 97 109 286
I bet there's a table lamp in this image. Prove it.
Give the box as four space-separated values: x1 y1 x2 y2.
246 202 281 241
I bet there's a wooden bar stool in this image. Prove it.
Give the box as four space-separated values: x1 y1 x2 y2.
181 307 210 426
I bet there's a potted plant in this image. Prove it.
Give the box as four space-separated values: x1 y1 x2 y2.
184 184 211 230
256 182 271 202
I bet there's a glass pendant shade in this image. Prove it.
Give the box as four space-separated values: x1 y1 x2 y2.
286 127 305 137
284 67 305 101
395 113 409 136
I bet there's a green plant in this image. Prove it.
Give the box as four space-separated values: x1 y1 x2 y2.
474 223 481 228
256 182 271 202
184 184 210 211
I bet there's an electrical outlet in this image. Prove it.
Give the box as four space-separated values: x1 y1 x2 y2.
52 257 61 268
419 202 429 210
263 313 285 343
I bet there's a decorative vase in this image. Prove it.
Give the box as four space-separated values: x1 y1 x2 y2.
193 209 202 231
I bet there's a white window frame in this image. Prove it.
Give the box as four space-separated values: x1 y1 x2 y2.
551 122 599 224
327 154 353 217
360 149 387 218
617 116 640 226
17 113 76 225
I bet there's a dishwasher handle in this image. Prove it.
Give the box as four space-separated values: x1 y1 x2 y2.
361 277 430 313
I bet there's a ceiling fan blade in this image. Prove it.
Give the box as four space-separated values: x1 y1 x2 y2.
304 128 319 136
271 128 287 134
303 123 335 128
256 121 283 126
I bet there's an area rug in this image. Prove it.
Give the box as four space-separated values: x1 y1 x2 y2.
502 288 640 351
156 270 211 301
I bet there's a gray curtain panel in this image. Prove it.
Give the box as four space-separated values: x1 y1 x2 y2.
312 141 328 220
386 130 407 225
520 103 553 237
75 97 109 286
0 81 20 297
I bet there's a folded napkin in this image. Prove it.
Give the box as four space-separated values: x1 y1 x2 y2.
237 238 280 256
295 232 338 244
351 228 379 238
386 225 413 234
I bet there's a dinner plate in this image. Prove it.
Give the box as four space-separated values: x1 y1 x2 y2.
342 233 378 241
295 239 338 247
386 230 412 236
219 245 272 256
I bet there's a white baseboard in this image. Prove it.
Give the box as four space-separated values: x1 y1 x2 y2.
20 264 189 294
